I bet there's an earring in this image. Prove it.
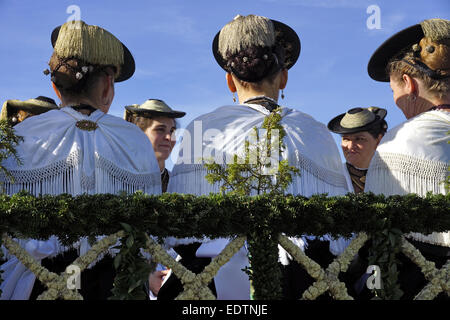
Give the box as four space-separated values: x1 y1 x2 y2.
281 90 285 100
233 92 237 103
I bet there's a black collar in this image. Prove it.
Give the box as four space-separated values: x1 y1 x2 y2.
243 96 280 113
71 104 98 115
429 104 450 111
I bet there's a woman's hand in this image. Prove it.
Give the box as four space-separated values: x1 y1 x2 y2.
148 269 170 296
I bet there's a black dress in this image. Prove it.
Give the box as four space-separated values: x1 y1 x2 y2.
29 249 116 300
156 243 217 300
146 169 217 300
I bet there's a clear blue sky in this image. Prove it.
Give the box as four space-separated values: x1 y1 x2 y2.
1 0 449 169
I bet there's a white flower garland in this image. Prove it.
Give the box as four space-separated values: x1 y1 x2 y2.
6 229 448 300
143 234 246 300
1 231 124 300
401 237 450 300
278 232 369 300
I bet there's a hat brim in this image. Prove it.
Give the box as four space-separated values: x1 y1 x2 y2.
2 99 58 122
124 106 186 119
51 26 135 82
367 24 423 82
328 109 387 134
5 99 58 113
212 19 301 73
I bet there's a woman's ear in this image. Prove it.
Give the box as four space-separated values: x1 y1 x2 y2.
402 74 416 95
226 73 236 93
51 82 62 100
279 69 288 90
101 74 114 105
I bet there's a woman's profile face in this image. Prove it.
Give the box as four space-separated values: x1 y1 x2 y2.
389 74 417 119
341 131 382 168
143 117 176 163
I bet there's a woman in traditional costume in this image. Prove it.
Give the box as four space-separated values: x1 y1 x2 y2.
124 99 187 299
124 99 185 193
0 20 161 300
365 18 450 300
166 14 349 300
327 107 388 299
328 107 388 194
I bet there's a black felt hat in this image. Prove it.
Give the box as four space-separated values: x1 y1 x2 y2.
212 15 301 74
368 18 450 82
328 107 387 134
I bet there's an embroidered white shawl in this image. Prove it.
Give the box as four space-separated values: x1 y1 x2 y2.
0 107 161 299
365 110 450 247
167 103 349 299
2 107 161 195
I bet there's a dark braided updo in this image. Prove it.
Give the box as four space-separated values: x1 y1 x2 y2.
225 45 286 83
47 52 116 99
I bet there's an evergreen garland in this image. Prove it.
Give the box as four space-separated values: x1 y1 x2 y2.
1 192 448 243
1 119 449 299
0 191 449 299
109 223 154 300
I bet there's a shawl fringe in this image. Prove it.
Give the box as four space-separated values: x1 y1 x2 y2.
367 152 449 247
1 150 160 196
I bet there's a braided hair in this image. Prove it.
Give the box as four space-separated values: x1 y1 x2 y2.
224 45 285 83
47 52 115 98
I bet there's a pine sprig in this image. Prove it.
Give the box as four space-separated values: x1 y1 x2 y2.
0 119 23 185
204 107 300 196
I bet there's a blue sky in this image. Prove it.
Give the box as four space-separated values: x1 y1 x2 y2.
1 0 449 169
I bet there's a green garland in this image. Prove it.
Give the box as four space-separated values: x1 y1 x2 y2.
1 192 448 242
367 226 403 300
109 223 153 300
1 112 449 300
0 191 449 299
245 201 284 300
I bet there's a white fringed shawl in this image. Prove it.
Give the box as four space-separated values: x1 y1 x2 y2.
167 103 349 299
169 103 348 195
0 107 161 300
1 107 161 195
365 110 450 247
